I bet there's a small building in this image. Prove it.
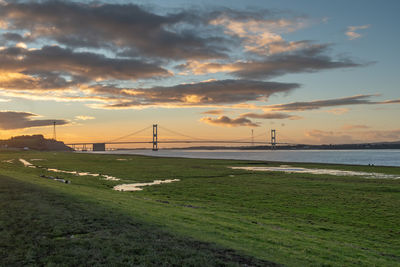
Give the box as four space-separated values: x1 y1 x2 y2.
93 143 106 151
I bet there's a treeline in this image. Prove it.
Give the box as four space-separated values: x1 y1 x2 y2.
0 135 72 151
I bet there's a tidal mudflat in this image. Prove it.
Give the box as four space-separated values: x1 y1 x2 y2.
231 165 400 179
1 150 400 266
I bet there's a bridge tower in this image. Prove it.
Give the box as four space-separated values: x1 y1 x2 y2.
53 121 56 140
251 129 254 146
271 129 276 150
152 124 158 151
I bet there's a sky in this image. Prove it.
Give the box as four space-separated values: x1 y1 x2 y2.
0 0 399 147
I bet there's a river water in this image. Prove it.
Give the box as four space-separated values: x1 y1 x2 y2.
92 149 400 167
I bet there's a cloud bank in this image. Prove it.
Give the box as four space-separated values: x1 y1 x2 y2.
264 95 400 111
0 111 68 130
201 116 260 127
0 0 369 111
86 79 300 109
0 1 228 60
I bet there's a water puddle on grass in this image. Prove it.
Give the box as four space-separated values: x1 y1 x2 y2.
102 175 120 181
230 166 400 179
46 168 120 181
19 158 36 168
113 179 180 191
19 159 120 181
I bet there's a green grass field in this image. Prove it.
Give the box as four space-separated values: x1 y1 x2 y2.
1 150 399 266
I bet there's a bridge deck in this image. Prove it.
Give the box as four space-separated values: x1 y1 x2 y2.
66 140 293 146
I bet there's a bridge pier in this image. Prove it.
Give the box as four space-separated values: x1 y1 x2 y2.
93 143 106 151
153 124 158 151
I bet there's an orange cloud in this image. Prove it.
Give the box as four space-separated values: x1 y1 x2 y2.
341 124 370 130
202 109 224 115
210 15 308 55
75 115 95 121
323 108 349 115
346 25 370 40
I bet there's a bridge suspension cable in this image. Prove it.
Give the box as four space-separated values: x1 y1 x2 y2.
274 131 296 144
253 132 267 140
225 131 268 142
159 125 268 143
107 125 152 143
158 125 211 141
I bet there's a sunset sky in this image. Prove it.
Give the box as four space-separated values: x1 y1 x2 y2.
0 0 399 146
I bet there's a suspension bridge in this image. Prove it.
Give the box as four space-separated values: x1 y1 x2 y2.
65 124 293 151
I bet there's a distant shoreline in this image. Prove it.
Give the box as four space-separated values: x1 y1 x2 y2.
114 143 400 151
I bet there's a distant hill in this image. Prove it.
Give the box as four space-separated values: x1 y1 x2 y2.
0 135 73 151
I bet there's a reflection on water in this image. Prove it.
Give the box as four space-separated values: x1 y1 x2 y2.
230 166 400 179
92 149 400 167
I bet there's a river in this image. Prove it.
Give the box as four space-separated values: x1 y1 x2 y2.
92 149 400 167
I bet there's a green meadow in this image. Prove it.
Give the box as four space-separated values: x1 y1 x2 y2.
1 150 399 266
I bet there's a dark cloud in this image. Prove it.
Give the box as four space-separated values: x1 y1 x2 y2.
240 112 301 120
0 71 81 91
1 32 29 42
0 46 170 83
381 99 400 104
266 94 400 111
178 45 364 79
92 79 299 108
201 116 259 127
0 1 228 60
208 8 275 21
233 45 362 79
0 111 68 130
200 111 301 129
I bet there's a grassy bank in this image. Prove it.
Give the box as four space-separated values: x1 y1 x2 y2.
1 150 399 266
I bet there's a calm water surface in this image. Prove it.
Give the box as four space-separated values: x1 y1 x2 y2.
93 149 400 167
